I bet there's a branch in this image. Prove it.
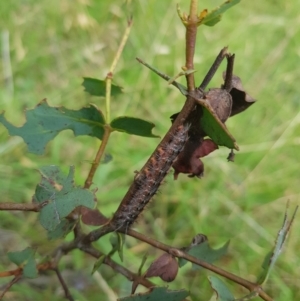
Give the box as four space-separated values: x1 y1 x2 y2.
81 244 156 289
0 274 22 299
185 0 199 91
54 268 74 301
198 47 228 90
84 125 112 188
122 228 274 301
84 18 133 189
0 202 40 212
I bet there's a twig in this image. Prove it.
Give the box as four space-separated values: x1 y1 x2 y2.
223 53 235 91
80 244 155 289
185 0 198 91
0 202 40 211
84 18 133 189
198 47 228 90
55 241 157 292
54 268 74 301
122 228 274 301
106 17 133 123
84 125 112 188
0 268 21 278
0 274 22 299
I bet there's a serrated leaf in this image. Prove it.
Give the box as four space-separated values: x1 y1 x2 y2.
118 287 189 301
208 276 235 301
179 240 229 269
33 166 95 232
202 0 241 27
82 77 123 97
0 99 106 155
197 98 238 150
257 205 298 284
110 117 159 138
7 247 38 279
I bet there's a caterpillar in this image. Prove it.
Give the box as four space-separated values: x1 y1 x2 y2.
109 124 189 230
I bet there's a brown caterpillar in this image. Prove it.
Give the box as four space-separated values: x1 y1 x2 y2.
109 124 189 230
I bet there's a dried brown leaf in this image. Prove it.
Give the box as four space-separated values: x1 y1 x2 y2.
81 207 109 226
144 253 178 282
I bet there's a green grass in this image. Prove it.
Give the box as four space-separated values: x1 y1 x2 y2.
0 0 299 300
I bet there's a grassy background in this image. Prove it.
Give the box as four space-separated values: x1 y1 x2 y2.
0 0 299 300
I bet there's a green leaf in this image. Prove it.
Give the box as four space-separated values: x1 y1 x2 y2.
33 166 95 233
197 98 238 150
118 287 189 301
82 77 123 97
179 240 230 269
208 276 235 301
47 219 76 240
108 233 124 261
110 117 159 138
202 0 241 27
7 247 38 279
92 255 106 275
257 205 298 284
0 99 106 155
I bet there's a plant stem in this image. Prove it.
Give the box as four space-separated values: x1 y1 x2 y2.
105 17 133 123
0 202 40 211
185 0 198 91
84 125 112 188
54 268 74 301
124 228 274 301
85 18 133 189
198 47 228 89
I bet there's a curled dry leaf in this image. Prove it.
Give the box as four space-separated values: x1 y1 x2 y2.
170 71 255 180
205 88 232 123
144 253 178 282
172 138 218 179
222 73 256 116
